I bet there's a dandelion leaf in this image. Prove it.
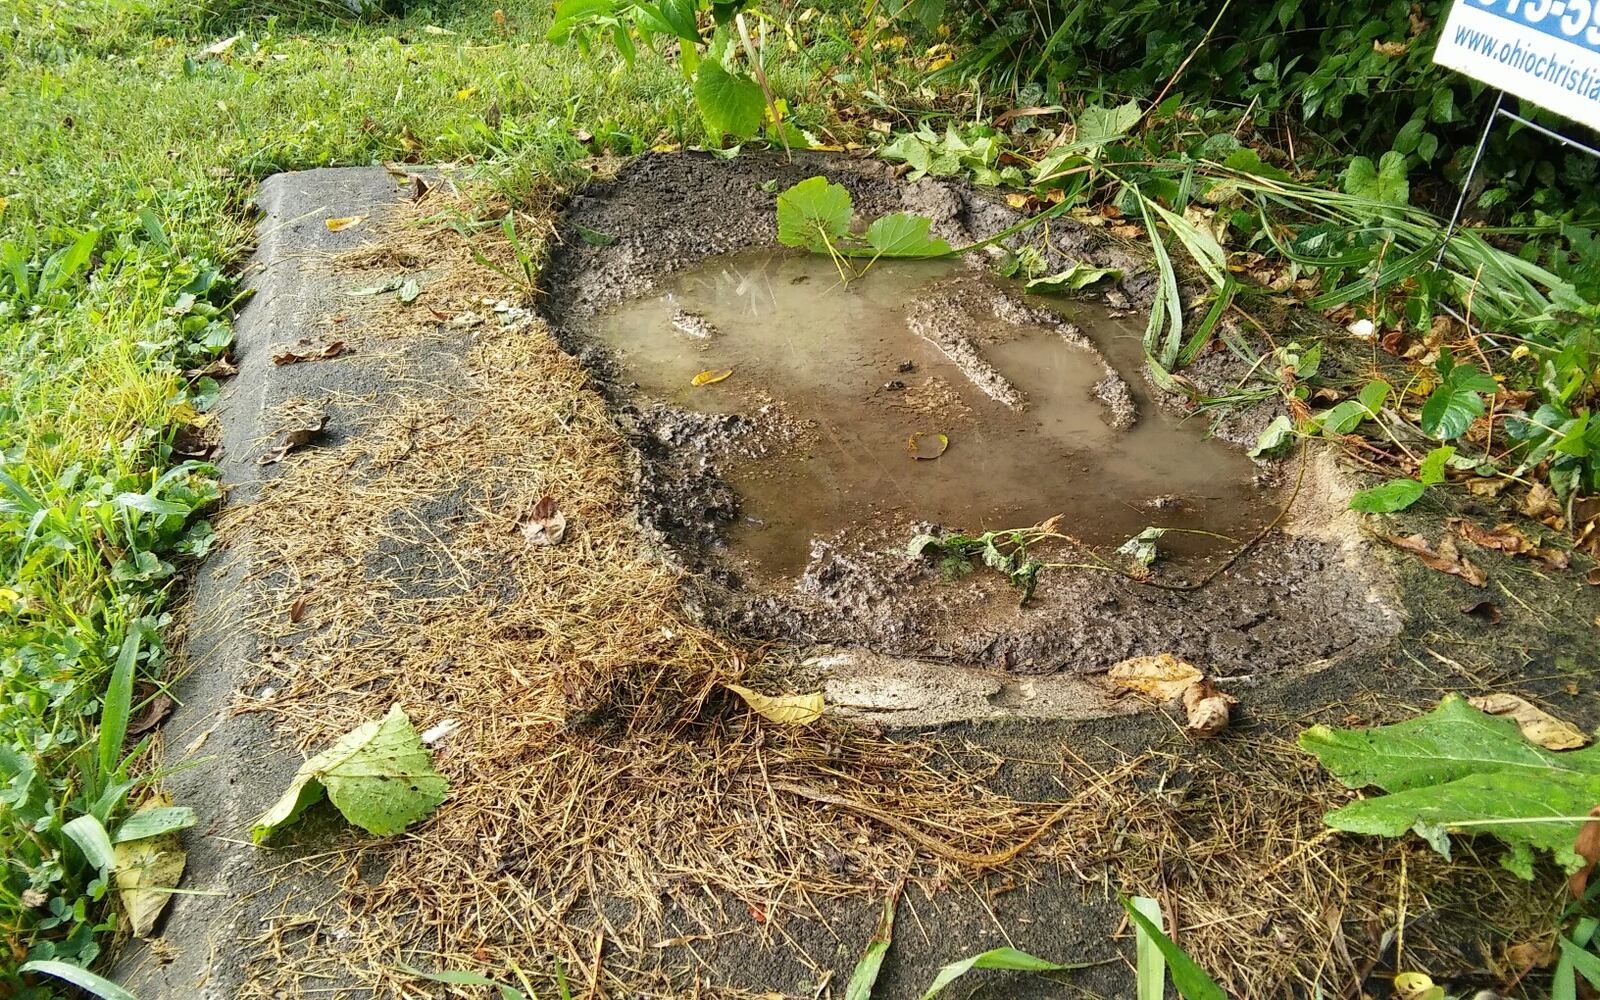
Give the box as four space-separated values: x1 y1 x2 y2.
1301 695 1600 877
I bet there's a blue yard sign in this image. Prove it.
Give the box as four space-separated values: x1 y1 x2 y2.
1435 0 1600 130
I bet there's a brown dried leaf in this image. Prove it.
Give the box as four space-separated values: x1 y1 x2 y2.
1571 805 1600 900
1507 938 1556 972
1373 39 1409 56
1465 476 1511 498
407 173 429 202
907 432 948 460
1183 678 1237 738
1107 653 1203 701
257 408 328 465
724 684 823 725
288 595 309 623
520 495 567 546
1460 600 1501 625
1467 693 1588 750
126 694 175 736
1523 482 1562 522
1450 518 1536 555
271 339 347 365
1382 533 1487 587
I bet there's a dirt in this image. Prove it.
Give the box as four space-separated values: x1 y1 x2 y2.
540 152 1402 677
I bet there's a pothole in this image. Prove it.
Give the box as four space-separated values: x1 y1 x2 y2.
542 153 1401 694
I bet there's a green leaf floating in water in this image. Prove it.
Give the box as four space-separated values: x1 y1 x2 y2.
1025 261 1122 294
1301 694 1600 878
776 176 852 253
252 704 447 842
860 213 952 259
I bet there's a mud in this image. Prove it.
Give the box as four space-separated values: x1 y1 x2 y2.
540 153 1402 677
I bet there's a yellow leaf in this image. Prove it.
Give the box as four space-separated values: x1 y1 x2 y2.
325 215 365 232
928 55 953 71
1467 693 1588 750
763 98 789 124
1106 653 1202 701
0 196 8 216
692 368 733 386
456 87 478 100
725 684 823 725
113 797 187 938
1005 193 1031 209
1393 972 1444 1000
907 432 948 460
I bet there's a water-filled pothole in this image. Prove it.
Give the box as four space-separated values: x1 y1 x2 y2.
594 249 1270 580
542 153 1399 677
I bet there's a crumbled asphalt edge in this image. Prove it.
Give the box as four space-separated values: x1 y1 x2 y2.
538 152 1401 676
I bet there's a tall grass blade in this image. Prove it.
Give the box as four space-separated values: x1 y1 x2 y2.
1130 896 1165 1000
1122 896 1226 1000
919 946 1090 999
98 625 141 784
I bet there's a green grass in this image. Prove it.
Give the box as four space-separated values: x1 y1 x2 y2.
0 0 865 987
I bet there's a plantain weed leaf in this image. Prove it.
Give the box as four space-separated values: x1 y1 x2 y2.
919 946 1090 999
776 176 852 252
693 60 764 140
1121 897 1227 1000
1026 261 1122 294
252 705 447 842
845 889 897 1000
1301 695 1600 878
860 213 952 258
18 961 139 1000
1349 478 1425 513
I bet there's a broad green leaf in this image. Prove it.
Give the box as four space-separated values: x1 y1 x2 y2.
112 492 189 516
252 705 447 842
775 177 852 252
1025 261 1122 294
656 0 700 41
1249 415 1295 459
400 965 528 1000
845 891 896 1000
1301 695 1600 877
1420 364 1495 440
860 213 952 258
1073 99 1142 155
919 946 1088 999
1417 445 1455 486
1348 478 1425 513
1358 378 1392 413
880 132 935 178
1220 147 1291 181
18 962 139 1000
1316 399 1368 435
63 814 116 870
693 60 763 139
1116 527 1167 568
1121 897 1227 1000
1342 151 1409 207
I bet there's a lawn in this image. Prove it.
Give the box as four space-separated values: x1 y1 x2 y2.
0 0 862 984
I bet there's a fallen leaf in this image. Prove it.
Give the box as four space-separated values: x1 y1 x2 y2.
1467 693 1588 750
1465 476 1511 498
1183 678 1237 738
907 432 948 460
325 215 365 233
725 683 823 725
1538 546 1572 570
1382 533 1487 587
271 339 347 365
1373 39 1409 57
201 34 240 57
1392 971 1443 1000
126 694 174 737
747 901 768 924
1507 938 1556 972
1460 600 1501 625
406 174 429 201
257 407 328 465
1586 568 1600 586
691 369 733 386
1523 482 1562 522
520 495 567 546
251 704 448 842
113 797 188 938
1450 517 1536 554
288 595 309 623
1107 653 1202 701
398 278 421 304
1571 805 1600 899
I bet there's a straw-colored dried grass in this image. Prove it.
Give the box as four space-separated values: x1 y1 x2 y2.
197 190 1556 999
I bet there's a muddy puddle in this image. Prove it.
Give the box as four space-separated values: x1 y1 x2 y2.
595 249 1270 579
542 153 1399 676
